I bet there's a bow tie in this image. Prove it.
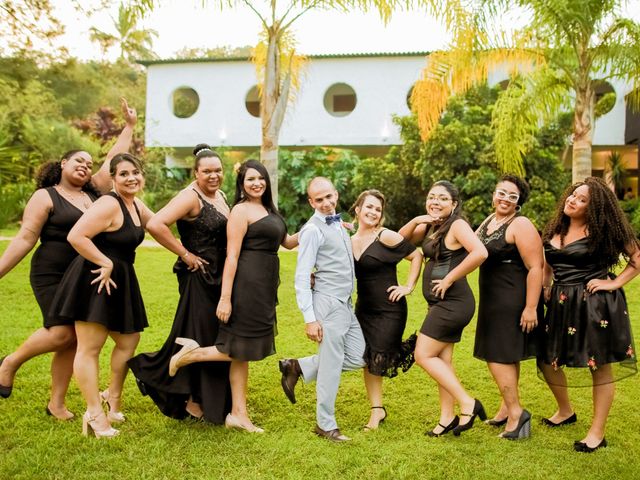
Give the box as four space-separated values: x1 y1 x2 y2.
325 213 342 225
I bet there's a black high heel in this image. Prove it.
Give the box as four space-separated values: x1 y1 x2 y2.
0 357 13 399
426 415 459 437
500 410 531 440
485 417 508 427
574 438 607 453
452 399 486 436
363 406 387 431
541 412 577 427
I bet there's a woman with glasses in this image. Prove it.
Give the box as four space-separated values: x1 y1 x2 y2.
400 180 487 437
474 175 543 440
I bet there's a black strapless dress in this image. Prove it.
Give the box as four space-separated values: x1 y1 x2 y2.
128 191 232 424
420 235 475 343
539 238 637 385
355 234 417 378
49 192 147 334
30 187 97 328
215 212 286 361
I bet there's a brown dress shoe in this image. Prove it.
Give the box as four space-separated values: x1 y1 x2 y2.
279 359 301 404
314 425 351 442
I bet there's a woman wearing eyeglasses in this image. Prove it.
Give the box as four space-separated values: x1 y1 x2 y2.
474 175 543 440
400 180 487 437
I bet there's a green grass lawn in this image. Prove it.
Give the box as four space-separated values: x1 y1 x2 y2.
1 244 639 479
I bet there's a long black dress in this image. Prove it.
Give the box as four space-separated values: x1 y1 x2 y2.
421 233 475 343
355 233 417 378
539 238 637 386
49 192 147 333
128 191 232 424
31 187 97 328
215 212 286 361
474 215 541 363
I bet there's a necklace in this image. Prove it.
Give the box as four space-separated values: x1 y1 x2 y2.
57 185 92 209
490 212 516 230
194 186 229 214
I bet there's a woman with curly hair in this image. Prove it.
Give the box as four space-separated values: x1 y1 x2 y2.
0 99 136 420
538 177 640 452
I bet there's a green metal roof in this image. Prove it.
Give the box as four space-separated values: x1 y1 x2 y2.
137 51 430 66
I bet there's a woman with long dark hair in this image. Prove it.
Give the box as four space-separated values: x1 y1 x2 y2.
0 99 136 419
128 144 232 423
400 180 487 437
538 177 639 452
474 174 543 440
168 159 298 433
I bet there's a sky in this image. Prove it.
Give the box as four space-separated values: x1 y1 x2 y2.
46 1 640 61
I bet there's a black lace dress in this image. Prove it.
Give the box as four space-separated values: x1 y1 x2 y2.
421 234 475 343
49 192 147 333
128 191 231 424
474 215 541 363
215 212 286 361
355 233 417 378
31 187 97 328
539 238 637 385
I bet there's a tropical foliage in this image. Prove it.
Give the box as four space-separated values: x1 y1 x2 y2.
411 0 640 181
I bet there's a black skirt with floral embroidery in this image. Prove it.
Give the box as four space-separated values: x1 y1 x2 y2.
539 238 637 386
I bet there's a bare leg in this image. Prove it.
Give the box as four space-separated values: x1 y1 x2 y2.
488 362 523 431
363 368 386 428
105 331 140 413
538 361 575 422
74 321 110 431
228 360 260 429
47 343 76 419
580 364 614 447
0 325 75 388
179 346 232 367
415 334 474 428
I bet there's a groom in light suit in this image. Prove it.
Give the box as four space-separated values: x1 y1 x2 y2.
279 177 366 442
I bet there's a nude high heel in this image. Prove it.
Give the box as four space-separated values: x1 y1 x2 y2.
100 390 126 423
169 338 200 377
82 411 119 438
224 413 264 433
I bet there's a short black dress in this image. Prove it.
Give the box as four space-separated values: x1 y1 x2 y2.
31 187 97 328
539 238 637 386
215 212 286 361
128 191 232 424
355 233 417 378
421 233 475 343
474 215 541 363
50 192 147 333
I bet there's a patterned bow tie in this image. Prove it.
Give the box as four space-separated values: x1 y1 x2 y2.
325 213 342 225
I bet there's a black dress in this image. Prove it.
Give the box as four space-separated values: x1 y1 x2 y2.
215 212 286 361
355 233 417 378
539 238 637 385
421 234 475 343
474 215 541 363
31 187 97 328
128 191 232 424
50 192 147 333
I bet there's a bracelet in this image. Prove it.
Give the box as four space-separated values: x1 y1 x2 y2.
181 251 190 258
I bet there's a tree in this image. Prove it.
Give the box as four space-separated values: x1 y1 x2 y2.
0 0 63 55
411 0 640 182
90 3 158 61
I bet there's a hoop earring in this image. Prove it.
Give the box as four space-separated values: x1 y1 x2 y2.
515 205 521 212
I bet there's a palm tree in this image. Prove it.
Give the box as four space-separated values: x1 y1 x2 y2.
411 0 640 181
90 3 158 62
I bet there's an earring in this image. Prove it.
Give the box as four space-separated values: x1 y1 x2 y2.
515 205 521 212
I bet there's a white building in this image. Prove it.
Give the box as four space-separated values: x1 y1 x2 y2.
140 52 639 189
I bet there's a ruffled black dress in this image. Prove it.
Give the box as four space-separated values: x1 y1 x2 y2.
49 192 147 333
421 235 475 343
354 233 417 378
128 191 232 424
215 212 286 361
31 187 97 328
539 238 637 385
474 216 541 363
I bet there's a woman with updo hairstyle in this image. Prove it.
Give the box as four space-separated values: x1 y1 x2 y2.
49 152 154 438
129 144 232 424
350 189 423 430
400 180 488 437
473 174 543 440
538 177 639 452
0 99 137 420
168 159 298 433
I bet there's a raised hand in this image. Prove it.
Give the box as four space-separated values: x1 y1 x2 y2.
120 97 137 127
